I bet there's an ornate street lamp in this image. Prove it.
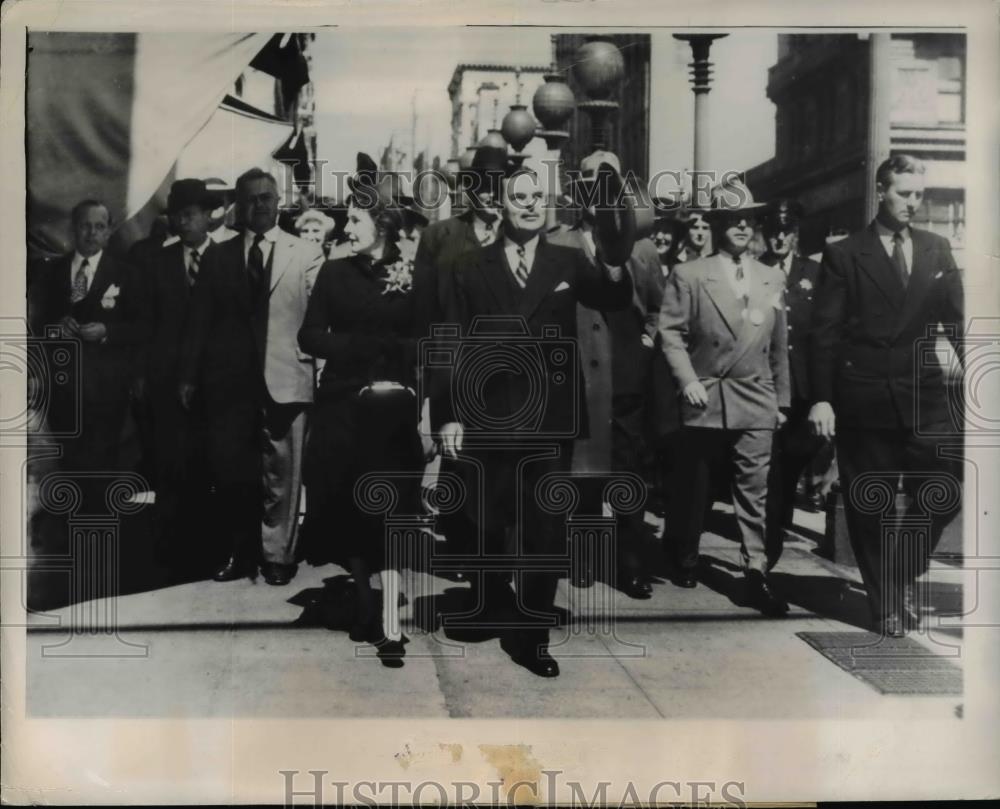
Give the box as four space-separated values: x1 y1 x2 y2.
532 70 576 229
572 37 625 151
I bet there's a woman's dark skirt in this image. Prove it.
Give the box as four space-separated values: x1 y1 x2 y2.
302 387 424 570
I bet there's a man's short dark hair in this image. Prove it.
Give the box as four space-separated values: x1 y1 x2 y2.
71 199 111 227
875 154 925 188
235 168 278 196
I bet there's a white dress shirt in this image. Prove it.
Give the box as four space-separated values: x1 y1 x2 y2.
243 225 280 266
720 250 752 301
504 235 539 284
875 219 913 274
70 250 101 293
185 238 211 276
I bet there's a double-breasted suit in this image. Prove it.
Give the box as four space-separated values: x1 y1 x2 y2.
809 221 963 623
431 237 633 647
658 252 790 573
181 228 323 568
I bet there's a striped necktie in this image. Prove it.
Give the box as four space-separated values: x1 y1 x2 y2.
513 244 529 288
71 258 90 303
187 248 201 287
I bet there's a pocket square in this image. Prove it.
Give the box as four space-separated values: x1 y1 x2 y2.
934 271 943 279
554 281 570 292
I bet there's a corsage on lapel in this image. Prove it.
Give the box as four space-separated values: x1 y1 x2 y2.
101 284 121 310
382 259 414 295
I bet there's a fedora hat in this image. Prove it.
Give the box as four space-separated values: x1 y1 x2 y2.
167 179 220 214
698 177 767 218
457 145 514 193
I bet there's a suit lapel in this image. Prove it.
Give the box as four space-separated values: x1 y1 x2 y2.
701 255 742 339
269 232 294 293
857 223 905 309
479 240 518 312
894 228 936 337
518 238 563 321
82 253 114 308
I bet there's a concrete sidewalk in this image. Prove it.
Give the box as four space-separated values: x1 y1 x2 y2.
25 508 965 720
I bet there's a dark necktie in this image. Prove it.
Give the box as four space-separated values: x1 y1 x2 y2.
71 258 89 303
891 230 909 288
187 249 200 287
247 234 265 298
513 244 529 288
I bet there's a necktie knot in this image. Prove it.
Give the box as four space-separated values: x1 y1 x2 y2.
733 256 744 281
893 230 905 246
253 233 265 247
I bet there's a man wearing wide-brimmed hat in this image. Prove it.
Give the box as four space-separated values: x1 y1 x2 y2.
657 177 790 616
549 148 663 600
132 178 221 577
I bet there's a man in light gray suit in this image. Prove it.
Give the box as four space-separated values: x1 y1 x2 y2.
657 179 790 615
181 168 323 585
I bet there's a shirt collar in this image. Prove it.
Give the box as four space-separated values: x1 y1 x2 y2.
875 219 910 241
186 238 211 257
244 225 281 247
72 250 101 272
505 234 539 256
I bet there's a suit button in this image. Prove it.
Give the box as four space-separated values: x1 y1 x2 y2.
713 340 720 347
590 360 599 368
789 344 794 351
593 323 601 331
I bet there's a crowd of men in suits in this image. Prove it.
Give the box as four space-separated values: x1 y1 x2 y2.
28 149 963 677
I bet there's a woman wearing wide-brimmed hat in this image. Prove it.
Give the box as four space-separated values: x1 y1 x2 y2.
298 153 428 667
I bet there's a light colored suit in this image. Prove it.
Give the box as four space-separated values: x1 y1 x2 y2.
659 253 790 428
260 230 323 566
657 252 790 573
263 229 323 403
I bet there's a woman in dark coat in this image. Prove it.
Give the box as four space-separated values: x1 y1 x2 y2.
298 172 424 666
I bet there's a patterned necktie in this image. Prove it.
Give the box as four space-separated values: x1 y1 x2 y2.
733 254 748 306
247 234 265 297
71 258 89 303
513 244 530 288
891 230 909 288
187 248 201 287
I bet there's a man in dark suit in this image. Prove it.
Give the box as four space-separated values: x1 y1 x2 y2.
759 199 825 565
132 180 220 576
808 154 963 637
180 168 323 585
433 167 633 678
549 149 662 599
658 179 791 615
412 146 508 574
30 199 142 508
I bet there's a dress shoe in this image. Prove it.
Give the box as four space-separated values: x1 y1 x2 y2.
745 570 789 617
212 557 254 582
501 636 560 678
876 611 907 638
262 563 295 586
672 570 698 589
375 636 406 668
619 575 653 599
